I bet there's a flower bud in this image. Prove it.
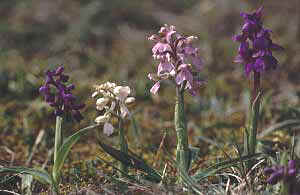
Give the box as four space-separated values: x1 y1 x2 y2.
120 104 129 118
92 91 98 98
148 34 159 41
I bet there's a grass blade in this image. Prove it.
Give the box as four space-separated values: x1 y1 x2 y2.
258 119 300 138
96 156 138 183
193 153 264 181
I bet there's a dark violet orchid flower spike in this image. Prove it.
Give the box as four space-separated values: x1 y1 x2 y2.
234 6 283 170
233 6 283 77
264 160 300 195
39 65 85 122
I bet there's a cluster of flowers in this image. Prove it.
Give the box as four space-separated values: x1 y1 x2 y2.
233 7 283 76
264 160 300 194
92 82 135 136
39 66 85 122
264 160 298 185
148 24 204 96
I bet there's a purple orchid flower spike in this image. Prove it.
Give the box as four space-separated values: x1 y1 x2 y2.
264 160 300 195
39 65 85 122
233 6 283 76
148 25 206 182
234 6 284 170
264 165 284 185
148 24 204 95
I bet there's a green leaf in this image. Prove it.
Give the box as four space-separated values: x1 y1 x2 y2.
98 140 162 183
129 113 141 146
192 153 264 181
0 166 53 185
96 156 138 183
52 124 99 182
258 119 300 138
164 149 203 194
189 146 200 165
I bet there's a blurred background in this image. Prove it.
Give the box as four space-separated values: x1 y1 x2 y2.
0 0 299 165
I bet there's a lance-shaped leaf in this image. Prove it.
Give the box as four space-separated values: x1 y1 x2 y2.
52 124 99 182
0 167 53 186
192 153 264 181
98 140 162 182
164 150 204 194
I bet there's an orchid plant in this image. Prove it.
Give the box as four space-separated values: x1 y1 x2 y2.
0 65 100 194
233 7 283 167
39 66 86 185
148 24 204 181
92 81 135 175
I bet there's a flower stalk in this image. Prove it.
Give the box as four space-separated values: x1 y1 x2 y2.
53 115 63 184
244 71 261 169
175 86 190 177
249 71 261 155
118 116 129 175
147 25 205 182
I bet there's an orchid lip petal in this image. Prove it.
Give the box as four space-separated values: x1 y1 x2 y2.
266 169 283 185
120 104 129 118
103 122 114 136
92 91 98 98
114 86 131 101
95 115 110 123
150 82 160 94
55 66 64 75
39 86 49 94
125 97 135 104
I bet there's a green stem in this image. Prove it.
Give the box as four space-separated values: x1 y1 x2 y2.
175 86 190 182
53 115 62 185
119 117 129 176
281 181 290 195
244 71 261 169
250 72 260 155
